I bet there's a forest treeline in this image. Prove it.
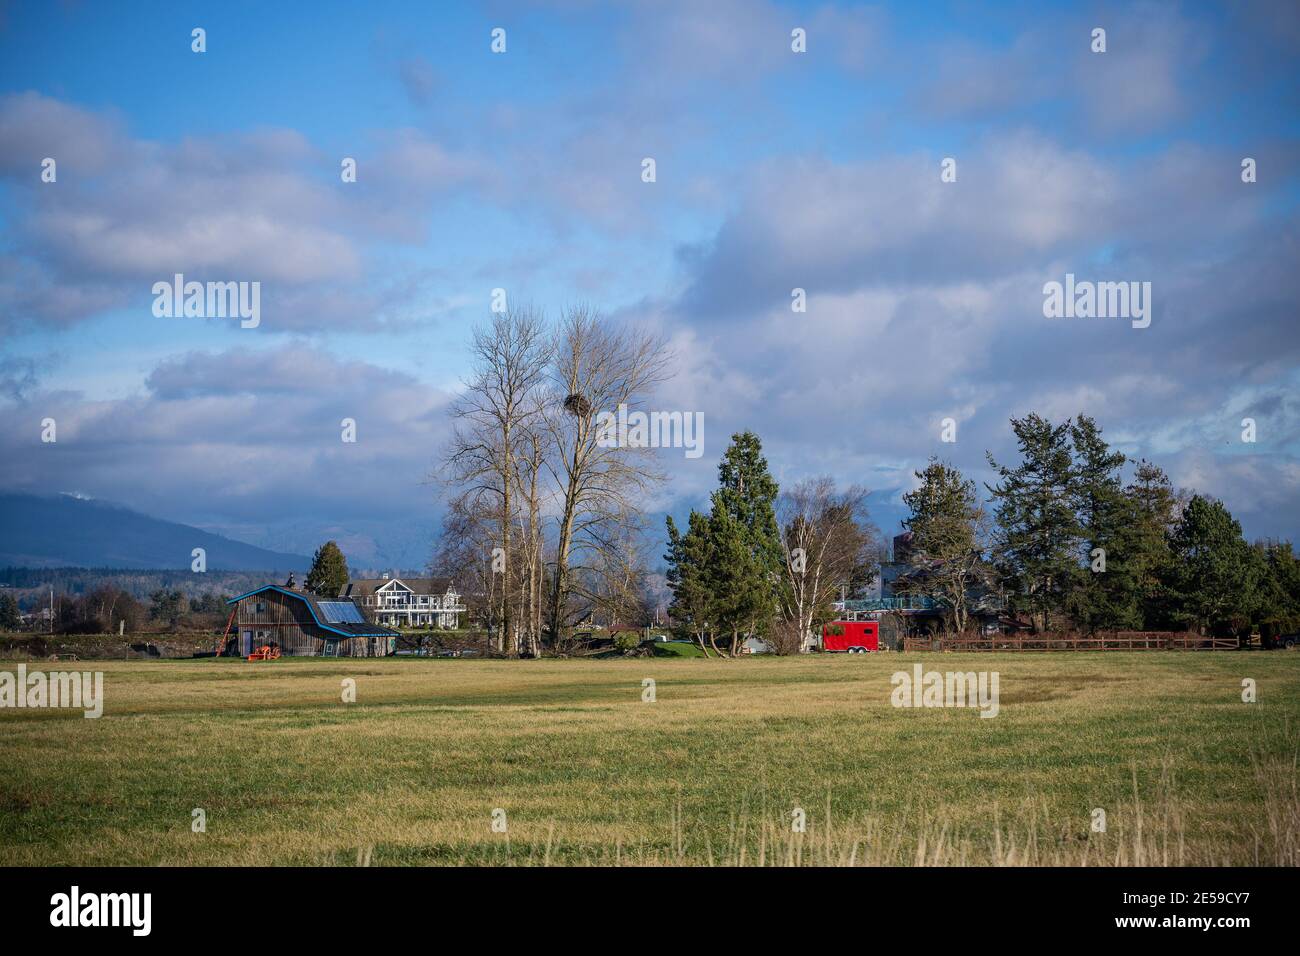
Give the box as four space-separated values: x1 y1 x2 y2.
662 414 1300 655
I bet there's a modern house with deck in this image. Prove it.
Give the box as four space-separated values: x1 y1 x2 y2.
339 576 466 629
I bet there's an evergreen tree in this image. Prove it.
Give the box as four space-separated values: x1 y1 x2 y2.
713 431 784 570
1256 541 1300 643
1124 460 1180 628
1067 416 1141 631
705 506 769 654
707 431 783 652
0 593 20 630
148 588 186 627
1163 495 1256 637
664 511 717 655
986 414 1081 632
305 541 350 597
900 458 987 633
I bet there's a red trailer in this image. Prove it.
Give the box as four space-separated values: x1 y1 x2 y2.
822 620 879 653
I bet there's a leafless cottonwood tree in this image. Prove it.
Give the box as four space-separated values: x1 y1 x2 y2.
513 424 549 656
778 478 876 651
443 308 551 656
543 307 672 652
433 495 502 643
583 506 653 629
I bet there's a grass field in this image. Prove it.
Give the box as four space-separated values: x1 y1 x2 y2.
1 653 1297 866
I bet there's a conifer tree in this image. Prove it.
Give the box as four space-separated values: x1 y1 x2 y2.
900 458 987 633
306 541 350 597
1164 496 1256 637
986 414 1080 632
708 431 782 653
0 593 20 630
1123 459 1180 628
665 511 717 656
1067 416 1141 631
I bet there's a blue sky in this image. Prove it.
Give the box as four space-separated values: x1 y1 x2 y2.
1 0 1298 568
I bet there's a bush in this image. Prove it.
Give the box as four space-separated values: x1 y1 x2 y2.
612 631 641 653
767 618 805 656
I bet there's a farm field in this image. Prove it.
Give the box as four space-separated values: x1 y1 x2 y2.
1 653 1297 866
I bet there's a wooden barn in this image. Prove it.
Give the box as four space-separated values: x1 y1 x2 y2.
224 580 400 658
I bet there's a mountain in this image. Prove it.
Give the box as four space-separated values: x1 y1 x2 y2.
0 493 310 571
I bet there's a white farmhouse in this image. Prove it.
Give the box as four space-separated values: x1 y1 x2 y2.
340 575 466 629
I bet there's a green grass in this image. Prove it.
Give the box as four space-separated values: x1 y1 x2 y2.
652 641 708 658
0 653 1296 866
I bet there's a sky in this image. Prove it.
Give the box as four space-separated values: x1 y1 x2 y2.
1 0 1298 569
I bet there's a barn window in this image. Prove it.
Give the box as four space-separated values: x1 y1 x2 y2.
254 601 267 614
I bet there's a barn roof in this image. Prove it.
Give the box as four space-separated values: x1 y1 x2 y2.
226 585 400 638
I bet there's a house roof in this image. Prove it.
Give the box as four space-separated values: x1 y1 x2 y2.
226 585 400 638
340 577 457 598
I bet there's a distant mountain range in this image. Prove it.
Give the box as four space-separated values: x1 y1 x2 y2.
0 493 309 571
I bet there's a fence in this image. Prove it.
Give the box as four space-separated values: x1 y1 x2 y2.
902 631 1238 652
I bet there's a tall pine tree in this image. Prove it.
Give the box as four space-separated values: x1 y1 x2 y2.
0 593 20 630
900 458 987 633
1067 416 1141 632
665 511 717 656
708 432 783 653
1256 541 1300 643
1164 496 1256 637
986 414 1081 632
1124 459 1180 628
306 541 350 597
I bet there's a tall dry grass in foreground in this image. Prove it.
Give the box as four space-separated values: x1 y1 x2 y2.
338 751 1300 867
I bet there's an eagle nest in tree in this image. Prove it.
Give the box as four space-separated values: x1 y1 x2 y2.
563 393 592 417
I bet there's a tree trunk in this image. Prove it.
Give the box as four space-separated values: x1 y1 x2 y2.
501 419 515 656
548 480 579 653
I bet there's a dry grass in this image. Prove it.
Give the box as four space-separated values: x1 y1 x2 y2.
0 653 1296 865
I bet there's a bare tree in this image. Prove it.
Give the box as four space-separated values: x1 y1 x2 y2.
513 425 549 657
583 507 653 630
777 478 876 652
542 307 672 652
432 490 508 644
443 309 551 656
